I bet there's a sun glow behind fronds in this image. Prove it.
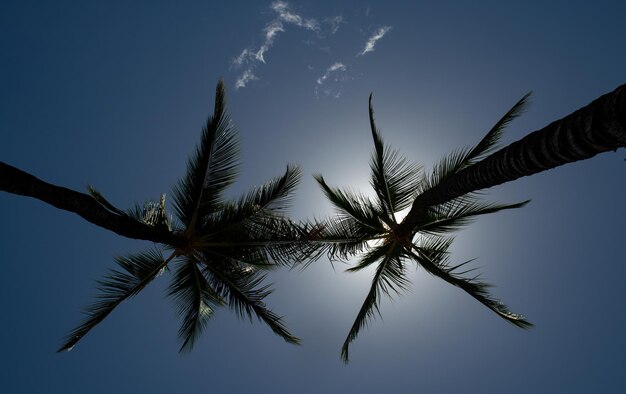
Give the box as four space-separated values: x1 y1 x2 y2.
312 92 534 362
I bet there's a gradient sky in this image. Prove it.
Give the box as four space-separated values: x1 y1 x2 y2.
1 1 625 393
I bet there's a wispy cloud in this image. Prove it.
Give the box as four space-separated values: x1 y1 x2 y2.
316 62 346 85
359 26 392 56
315 62 348 98
230 2 390 96
235 69 258 90
255 20 285 63
232 1 321 89
232 48 252 67
272 1 318 30
324 15 345 35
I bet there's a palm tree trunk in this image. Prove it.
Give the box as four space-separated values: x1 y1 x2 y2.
0 161 187 248
399 83 626 234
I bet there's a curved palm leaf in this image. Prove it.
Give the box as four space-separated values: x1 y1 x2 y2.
238 164 301 215
315 174 384 230
423 92 531 192
340 242 409 363
369 94 422 218
308 216 383 262
345 241 394 272
419 199 530 235
200 165 300 238
199 253 300 344
167 257 224 352
409 239 532 328
463 92 531 166
58 248 172 352
424 148 472 194
172 80 239 230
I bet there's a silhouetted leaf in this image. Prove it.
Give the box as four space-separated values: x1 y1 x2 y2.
172 79 239 230
341 245 409 363
410 241 532 328
168 257 224 352
369 94 422 218
315 174 384 230
58 248 170 352
419 199 530 234
200 254 300 344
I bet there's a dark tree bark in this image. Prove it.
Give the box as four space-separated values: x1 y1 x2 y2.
398 84 626 235
0 162 187 248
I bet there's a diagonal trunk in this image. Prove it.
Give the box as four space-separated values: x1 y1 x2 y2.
0 161 187 248
399 83 626 235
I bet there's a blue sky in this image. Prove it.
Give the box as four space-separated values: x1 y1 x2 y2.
1 1 625 393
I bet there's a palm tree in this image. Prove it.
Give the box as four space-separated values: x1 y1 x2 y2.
2 80 310 352
314 84 625 362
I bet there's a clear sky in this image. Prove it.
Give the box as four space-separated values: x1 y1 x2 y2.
1 1 625 393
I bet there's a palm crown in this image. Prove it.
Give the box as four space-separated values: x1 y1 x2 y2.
314 93 533 362
59 80 310 353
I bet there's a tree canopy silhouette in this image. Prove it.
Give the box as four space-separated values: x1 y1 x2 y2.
0 82 624 360
311 84 625 362
2 80 314 352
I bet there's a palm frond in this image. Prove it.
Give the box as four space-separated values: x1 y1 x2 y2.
167 257 224 353
172 79 239 230
409 242 532 329
238 164 301 215
423 147 471 193
199 254 300 344
306 217 383 262
199 215 317 267
314 175 384 231
463 92 531 166
414 234 455 259
346 241 393 272
368 95 422 218
125 194 171 230
419 199 530 235
201 243 275 271
241 216 319 266
199 165 300 239
200 200 251 237
422 93 531 193
341 248 409 363
58 248 171 352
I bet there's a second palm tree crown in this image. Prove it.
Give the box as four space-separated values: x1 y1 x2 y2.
314 93 534 362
